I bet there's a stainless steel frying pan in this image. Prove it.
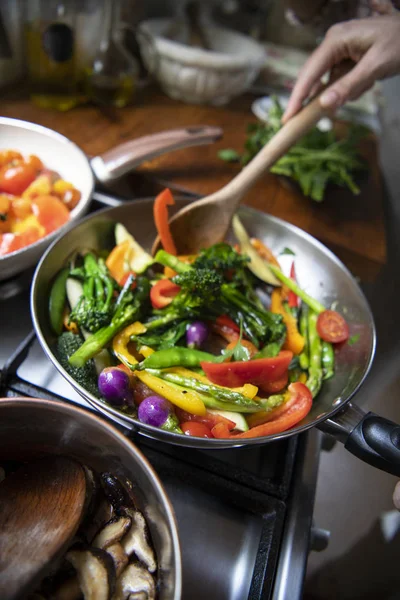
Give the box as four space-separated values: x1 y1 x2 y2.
31 198 400 476
0 118 221 280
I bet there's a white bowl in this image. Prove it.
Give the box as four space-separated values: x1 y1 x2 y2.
138 18 266 106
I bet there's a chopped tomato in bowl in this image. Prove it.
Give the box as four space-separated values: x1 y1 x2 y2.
0 150 81 257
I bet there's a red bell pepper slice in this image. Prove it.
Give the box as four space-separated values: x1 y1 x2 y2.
212 315 240 344
216 315 240 333
211 383 312 439
175 407 236 430
150 279 180 309
200 350 293 388
153 188 177 255
288 261 298 309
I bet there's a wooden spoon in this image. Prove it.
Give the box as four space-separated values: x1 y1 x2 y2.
151 91 335 256
0 456 90 600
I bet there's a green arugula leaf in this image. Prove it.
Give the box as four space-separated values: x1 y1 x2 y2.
348 333 360 346
218 149 240 162
280 247 296 256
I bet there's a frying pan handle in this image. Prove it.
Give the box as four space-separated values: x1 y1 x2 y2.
90 125 223 183
319 403 400 477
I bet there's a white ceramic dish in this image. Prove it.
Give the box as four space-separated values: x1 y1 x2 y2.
138 18 266 106
0 118 222 281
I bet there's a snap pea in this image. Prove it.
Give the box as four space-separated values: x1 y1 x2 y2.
321 341 335 380
137 347 216 371
49 267 70 335
146 368 260 407
299 304 309 370
306 309 323 398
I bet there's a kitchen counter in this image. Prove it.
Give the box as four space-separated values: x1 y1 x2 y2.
0 85 386 282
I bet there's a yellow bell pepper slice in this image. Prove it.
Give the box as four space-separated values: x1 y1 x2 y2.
134 370 206 416
105 240 131 283
139 345 155 358
169 367 258 399
113 322 147 365
271 288 305 355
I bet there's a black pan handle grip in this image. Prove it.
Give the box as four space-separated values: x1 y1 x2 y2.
318 402 400 477
345 412 400 476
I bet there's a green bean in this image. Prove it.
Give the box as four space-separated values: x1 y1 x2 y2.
299 304 309 370
146 369 259 407
321 341 335 380
306 309 323 398
49 267 70 335
137 347 216 371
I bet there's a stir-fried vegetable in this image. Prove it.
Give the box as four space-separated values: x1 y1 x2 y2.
48 188 350 439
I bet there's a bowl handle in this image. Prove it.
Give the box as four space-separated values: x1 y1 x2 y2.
318 402 400 476
90 125 223 183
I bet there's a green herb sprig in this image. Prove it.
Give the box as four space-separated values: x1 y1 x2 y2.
218 97 368 202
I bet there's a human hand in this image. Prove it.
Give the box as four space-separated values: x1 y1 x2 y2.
282 14 400 123
394 481 400 510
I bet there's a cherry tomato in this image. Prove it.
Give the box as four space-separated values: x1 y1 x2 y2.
32 194 70 234
0 163 37 195
181 421 213 438
10 197 32 220
61 188 81 210
317 310 349 344
0 150 22 168
150 279 180 309
133 379 157 407
0 229 41 256
26 154 43 172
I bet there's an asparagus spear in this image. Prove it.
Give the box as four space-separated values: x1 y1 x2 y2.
321 341 335 380
306 309 323 398
299 304 309 370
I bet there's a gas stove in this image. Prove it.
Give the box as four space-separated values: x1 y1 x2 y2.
0 191 323 600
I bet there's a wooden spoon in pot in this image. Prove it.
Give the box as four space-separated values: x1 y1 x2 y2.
151 89 336 256
0 456 90 600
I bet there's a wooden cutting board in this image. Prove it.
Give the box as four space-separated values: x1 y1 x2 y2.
0 85 386 281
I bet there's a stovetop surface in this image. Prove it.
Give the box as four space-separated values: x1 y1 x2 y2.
0 193 320 600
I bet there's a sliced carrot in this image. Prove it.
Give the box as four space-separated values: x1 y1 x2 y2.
153 188 177 255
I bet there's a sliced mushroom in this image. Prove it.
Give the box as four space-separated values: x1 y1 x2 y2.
105 543 129 577
93 516 132 550
66 546 116 600
120 510 157 574
101 473 132 510
81 493 114 543
128 593 147 600
112 564 155 600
